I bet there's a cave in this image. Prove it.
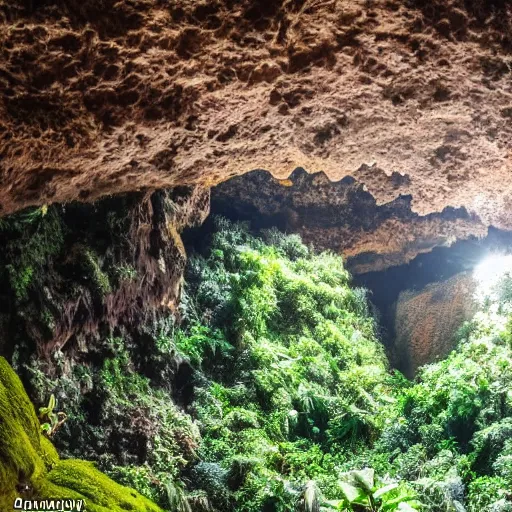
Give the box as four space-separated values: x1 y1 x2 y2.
2 0 512 511
198 170 512 378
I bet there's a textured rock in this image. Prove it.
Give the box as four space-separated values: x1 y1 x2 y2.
211 168 488 273
0 0 512 236
393 271 478 376
0 185 209 363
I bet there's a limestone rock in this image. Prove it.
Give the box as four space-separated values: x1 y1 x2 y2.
0 0 511 239
393 271 478 376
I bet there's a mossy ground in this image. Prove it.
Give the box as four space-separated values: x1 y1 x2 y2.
45 460 161 512
0 356 163 512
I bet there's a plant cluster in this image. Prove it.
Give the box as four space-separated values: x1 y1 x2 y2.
173 219 414 511
39 393 67 438
371 271 512 512
22 335 200 511
0 205 64 303
177 219 512 511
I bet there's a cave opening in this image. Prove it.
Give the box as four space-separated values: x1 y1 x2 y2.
354 227 512 376
180 171 512 379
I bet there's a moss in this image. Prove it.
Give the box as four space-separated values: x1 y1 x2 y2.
0 357 163 512
40 436 60 470
6 264 34 302
1 207 64 303
0 357 43 510
113 263 138 284
81 248 112 297
46 460 162 512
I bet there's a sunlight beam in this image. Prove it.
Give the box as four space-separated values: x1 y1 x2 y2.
473 253 512 302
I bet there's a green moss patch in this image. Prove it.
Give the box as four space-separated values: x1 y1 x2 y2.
0 356 163 512
46 460 161 512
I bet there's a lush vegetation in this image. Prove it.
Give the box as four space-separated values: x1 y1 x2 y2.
176 219 407 511
12 217 512 511
375 271 512 512
175 219 512 511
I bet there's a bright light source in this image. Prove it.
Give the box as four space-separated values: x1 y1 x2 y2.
473 253 512 301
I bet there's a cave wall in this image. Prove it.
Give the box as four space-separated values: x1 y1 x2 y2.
0 0 512 246
0 186 209 367
393 271 478 376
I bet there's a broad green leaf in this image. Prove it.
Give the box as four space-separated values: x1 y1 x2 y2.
339 481 363 503
397 503 418 512
373 483 399 499
321 499 343 510
382 496 420 511
383 496 412 507
353 468 374 491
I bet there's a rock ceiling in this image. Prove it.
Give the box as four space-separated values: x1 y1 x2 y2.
1 0 512 264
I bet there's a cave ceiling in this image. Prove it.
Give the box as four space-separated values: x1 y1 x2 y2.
1 0 512 267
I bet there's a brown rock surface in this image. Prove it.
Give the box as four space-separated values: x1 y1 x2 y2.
1 0 512 234
393 271 478 376
0 185 209 362
211 168 488 273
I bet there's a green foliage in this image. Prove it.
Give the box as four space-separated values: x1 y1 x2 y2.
0 206 64 302
191 462 231 510
93 339 200 507
11 216 512 512
113 264 138 283
107 464 160 503
467 476 510 512
6 264 34 302
178 218 392 510
260 227 310 261
23 336 200 511
324 468 420 511
39 393 67 438
180 220 512 511
175 324 233 367
162 479 193 512
79 247 112 297
372 273 512 511
471 419 512 474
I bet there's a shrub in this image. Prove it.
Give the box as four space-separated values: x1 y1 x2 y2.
471 419 512 474
467 476 510 512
